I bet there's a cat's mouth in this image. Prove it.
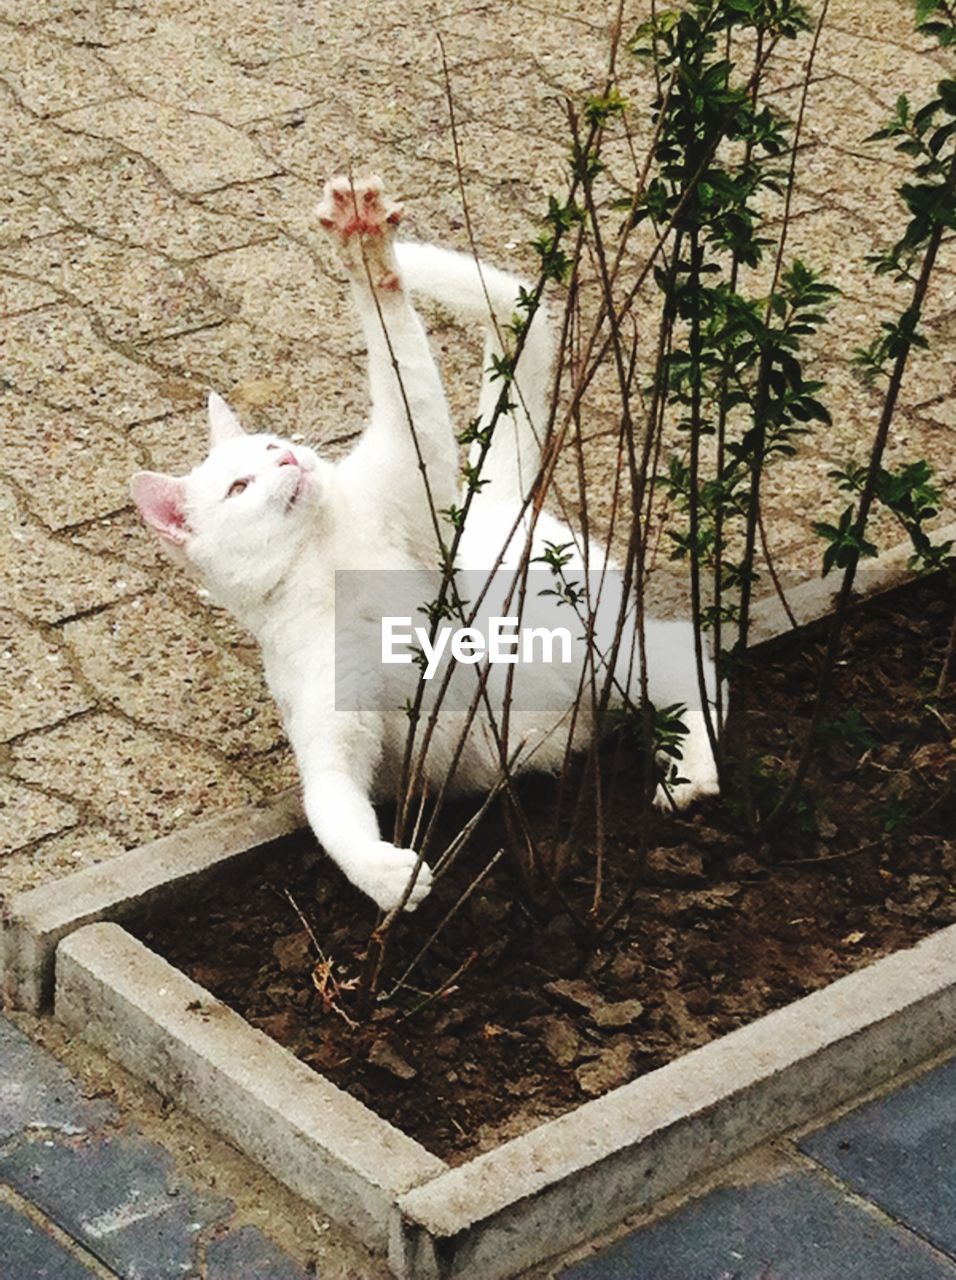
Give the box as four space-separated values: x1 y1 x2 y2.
285 471 306 511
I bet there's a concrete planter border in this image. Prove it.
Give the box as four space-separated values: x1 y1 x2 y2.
1 787 304 1012
53 916 956 1280
55 922 446 1253
3 521 955 1278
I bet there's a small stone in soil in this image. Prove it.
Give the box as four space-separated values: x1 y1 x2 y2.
680 884 742 913
368 1038 418 1081
505 1073 543 1097
727 853 761 877
645 845 706 884
257 1011 299 1042
575 1043 636 1097
544 978 603 1013
272 930 311 973
657 990 709 1045
469 892 510 929
538 1016 580 1067
607 949 645 985
685 986 714 1015
591 998 645 1029
694 825 739 848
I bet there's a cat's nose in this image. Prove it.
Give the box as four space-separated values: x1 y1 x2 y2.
276 450 299 468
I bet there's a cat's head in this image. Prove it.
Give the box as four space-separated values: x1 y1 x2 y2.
131 393 330 610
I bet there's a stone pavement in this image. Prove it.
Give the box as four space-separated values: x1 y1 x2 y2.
0 1012 316 1279
555 1049 956 1280
1 0 954 904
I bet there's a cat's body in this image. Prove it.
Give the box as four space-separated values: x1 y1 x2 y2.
132 176 719 913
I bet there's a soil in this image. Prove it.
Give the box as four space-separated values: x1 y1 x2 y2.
129 574 956 1165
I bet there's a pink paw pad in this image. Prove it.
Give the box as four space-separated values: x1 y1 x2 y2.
316 175 403 239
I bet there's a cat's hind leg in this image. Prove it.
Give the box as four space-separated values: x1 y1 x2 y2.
653 707 721 812
394 241 553 509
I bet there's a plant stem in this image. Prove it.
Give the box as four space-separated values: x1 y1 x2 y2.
765 150 956 830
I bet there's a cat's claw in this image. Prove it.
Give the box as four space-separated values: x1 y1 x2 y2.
344 840 433 913
316 175 403 291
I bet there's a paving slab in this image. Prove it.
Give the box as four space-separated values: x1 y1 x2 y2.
0 1197 105 1280
100 21 311 126
57 99 280 195
142 319 369 442
0 232 226 343
0 25 124 118
0 1011 321 1278
9 710 261 848
0 1013 116 1143
558 1168 956 1280
0 178 68 246
0 506 151 627
0 269 60 316
1 306 186 425
0 1130 232 1280
73 0 353 69
52 154 273 259
196 173 328 243
0 826 128 902
61 593 284 758
205 1223 314 1280
198 238 341 342
0 83 114 181
0 392 147 530
800 1056 956 1260
0 774 79 859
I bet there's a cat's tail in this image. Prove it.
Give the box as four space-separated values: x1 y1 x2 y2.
394 241 553 507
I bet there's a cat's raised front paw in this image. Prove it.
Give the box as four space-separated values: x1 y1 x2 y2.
316 175 403 290
345 840 433 913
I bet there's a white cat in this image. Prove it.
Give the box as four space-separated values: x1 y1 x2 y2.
131 175 719 914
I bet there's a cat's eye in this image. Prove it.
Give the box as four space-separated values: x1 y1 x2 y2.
226 477 251 498
265 443 279 451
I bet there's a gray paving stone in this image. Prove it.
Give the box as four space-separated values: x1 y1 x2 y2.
800 1056 956 1260
559 1170 956 1280
0 1130 232 1280
0 1016 115 1143
0 1198 103 1280
205 1224 312 1280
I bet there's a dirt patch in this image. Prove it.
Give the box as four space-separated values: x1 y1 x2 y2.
129 575 956 1164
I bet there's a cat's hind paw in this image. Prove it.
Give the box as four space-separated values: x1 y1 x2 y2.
316 175 403 290
653 772 720 813
345 840 433 913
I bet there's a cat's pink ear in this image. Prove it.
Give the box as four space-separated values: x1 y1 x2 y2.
208 391 245 448
130 472 191 545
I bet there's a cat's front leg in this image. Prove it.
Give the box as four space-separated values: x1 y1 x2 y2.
301 764 433 913
315 174 458 549
316 174 404 293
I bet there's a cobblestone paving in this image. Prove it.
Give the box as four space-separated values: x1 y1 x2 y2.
554 1051 956 1280
1 0 953 901
0 1013 316 1279
0 0 954 1273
